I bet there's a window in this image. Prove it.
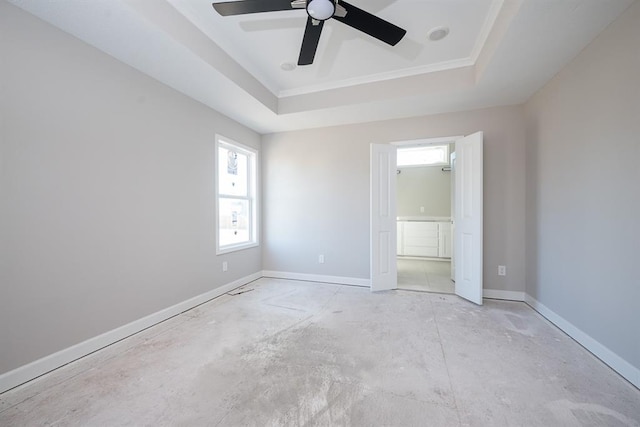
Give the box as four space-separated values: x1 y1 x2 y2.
216 135 258 254
397 144 449 167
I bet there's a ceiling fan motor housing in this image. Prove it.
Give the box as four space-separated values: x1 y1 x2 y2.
306 0 336 21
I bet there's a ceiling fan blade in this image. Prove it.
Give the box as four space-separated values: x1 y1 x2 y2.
332 1 406 46
298 18 324 66
212 0 295 16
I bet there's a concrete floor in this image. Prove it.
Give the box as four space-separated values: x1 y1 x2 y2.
1 278 639 426
398 258 454 294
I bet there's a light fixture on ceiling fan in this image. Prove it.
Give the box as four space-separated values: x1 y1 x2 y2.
306 0 335 21
212 0 407 66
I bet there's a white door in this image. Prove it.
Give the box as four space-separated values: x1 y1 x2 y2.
454 132 483 305
370 143 397 292
450 152 456 281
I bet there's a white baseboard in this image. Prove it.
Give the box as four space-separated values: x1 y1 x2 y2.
0 272 261 394
525 294 639 389
483 289 525 301
261 270 370 288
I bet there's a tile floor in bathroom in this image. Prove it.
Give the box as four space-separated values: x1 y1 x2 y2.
397 257 454 294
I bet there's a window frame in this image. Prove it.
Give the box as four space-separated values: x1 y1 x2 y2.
396 144 450 168
215 135 259 255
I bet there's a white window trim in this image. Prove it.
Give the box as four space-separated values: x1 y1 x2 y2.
215 135 259 255
396 144 450 168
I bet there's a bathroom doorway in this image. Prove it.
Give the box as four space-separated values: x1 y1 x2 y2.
395 140 455 294
371 132 483 302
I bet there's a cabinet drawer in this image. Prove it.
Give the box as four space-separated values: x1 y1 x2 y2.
404 221 438 238
404 236 438 248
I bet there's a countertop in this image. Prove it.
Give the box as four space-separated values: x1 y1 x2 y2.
397 216 451 222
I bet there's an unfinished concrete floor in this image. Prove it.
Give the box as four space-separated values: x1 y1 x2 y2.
1 278 639 426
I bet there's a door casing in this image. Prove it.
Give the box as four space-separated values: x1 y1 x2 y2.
370 134 483 305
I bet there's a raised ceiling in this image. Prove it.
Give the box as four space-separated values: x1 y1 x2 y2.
9 0 634 133
175 0 501 96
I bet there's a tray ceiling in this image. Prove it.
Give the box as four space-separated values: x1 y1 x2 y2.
9 0 634 133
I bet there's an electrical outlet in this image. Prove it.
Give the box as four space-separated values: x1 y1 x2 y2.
420 206 425 213
222 261 228 272
318 254 325 264
498 265 506 276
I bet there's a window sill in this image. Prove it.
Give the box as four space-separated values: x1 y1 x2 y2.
217 241 259 255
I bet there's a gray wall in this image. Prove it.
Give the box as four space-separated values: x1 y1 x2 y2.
397 165 451 218
262 105 526 292
0 3 261 375
524 1 640 372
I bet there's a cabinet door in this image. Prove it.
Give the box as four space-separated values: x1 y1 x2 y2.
438 222 452 258
403 222 439 256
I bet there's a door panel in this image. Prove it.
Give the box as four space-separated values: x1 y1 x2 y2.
370 144 397 291
454 132 483 304
451 153 456 280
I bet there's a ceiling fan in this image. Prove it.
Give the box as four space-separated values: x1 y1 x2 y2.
211 0 407 66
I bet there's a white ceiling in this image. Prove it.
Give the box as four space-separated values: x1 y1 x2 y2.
10 0 634 134
173 0 500 96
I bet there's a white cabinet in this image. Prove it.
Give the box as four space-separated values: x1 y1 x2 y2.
437 221 452 258
397 220 451 258
403 221 439 257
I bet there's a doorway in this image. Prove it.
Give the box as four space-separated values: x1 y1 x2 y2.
395 140 455 294
370 132 484 304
